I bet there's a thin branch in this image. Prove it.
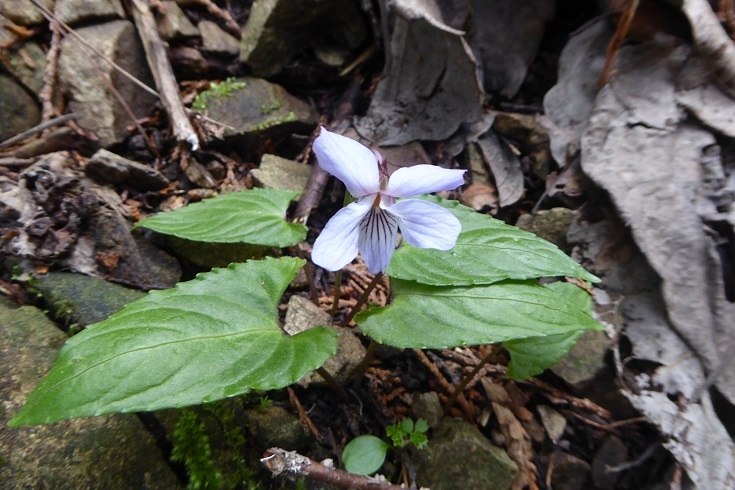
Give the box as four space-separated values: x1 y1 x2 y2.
178 0 242 38
261 448 400 489
28 0 159 98
29 0 156 156
414 349 474 418
683 0 735 97
40 2 63 122
130 0 199 150
0 113 80 150
598 0 640 90
446 344 503 410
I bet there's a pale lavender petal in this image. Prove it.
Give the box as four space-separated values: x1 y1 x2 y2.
358 207 399 274
312 127 381 198
385 165 466 197
387 199 461 250
312 197 374 271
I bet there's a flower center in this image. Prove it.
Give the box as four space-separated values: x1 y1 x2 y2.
373 194 381 211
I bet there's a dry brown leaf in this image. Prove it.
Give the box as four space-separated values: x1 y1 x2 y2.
492 401 538 490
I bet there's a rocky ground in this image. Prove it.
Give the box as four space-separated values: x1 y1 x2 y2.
1 0 735 489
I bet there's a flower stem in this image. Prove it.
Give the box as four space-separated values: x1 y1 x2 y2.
446 344 504 410
350 338 378 386
316 366 349 402
341 272 383 326
329 270 342 316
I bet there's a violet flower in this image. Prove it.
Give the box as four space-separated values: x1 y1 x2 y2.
311 127 466 274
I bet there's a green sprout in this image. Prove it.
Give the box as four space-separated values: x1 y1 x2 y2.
386 418 429 450
192 78 246 111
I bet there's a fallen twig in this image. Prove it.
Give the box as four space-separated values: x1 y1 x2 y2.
294 76 363 221
39 1 63 122
261 448 400 489
178 0 241 38
599 0 640 90
130 0 199 151
287 387 325 444
0 113 80 151
683 0 735 96
530 378 613 420
0 158 36 167
414 349 474 418
28 0 159 98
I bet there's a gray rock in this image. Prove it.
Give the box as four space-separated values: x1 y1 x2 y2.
203 77 318 150
168 46 209 74
28 272 144 327
0 0 53 26
0 298 182 489
516 208 575 252
412 392 443 429
239 0 367 77
314 45 349 67
537 405 566 444
199 20 240 55
243 405 312 450
283 294 331 336
470 0 554 98
550 330 612 389
56 0 126 26
87 149 170 191
0 74 40 142
251 154 311 192
551 452 590 490
591 435 628 490
59 20 156 147
414 418 518 490
167 236 278 269
155 1 199 40
283 295 366 386
0 18 46 95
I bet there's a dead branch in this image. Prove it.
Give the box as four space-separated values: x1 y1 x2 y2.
414 349 475 419
130 0 199 151
0 158 36 167
683 0 735 96
599 0 640 90
261 448 400 489
28 0 158 98
0 113 79 151
294 77 363 221
287 387 325 444
175 0 242 38
40 2 63 122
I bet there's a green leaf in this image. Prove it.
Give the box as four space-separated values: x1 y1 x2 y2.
135 188 306 247
9 258 337 426
343 435 391 475
387 196 599 285
356 278 602 349
543 280 593 310
505 282 595 380
505 330 584 380
414 418 429 433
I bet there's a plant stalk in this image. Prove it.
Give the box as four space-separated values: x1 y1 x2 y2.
316 367 349 402
340 272 383 326
330 270 343 316
350 339 378 386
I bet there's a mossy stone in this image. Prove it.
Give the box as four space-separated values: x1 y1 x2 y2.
28 272 144 327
